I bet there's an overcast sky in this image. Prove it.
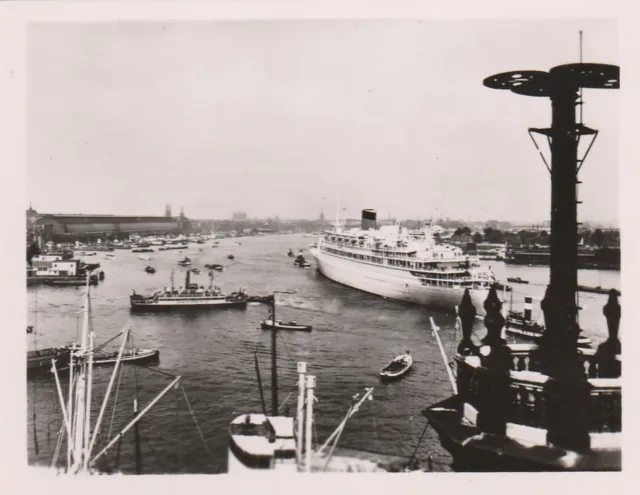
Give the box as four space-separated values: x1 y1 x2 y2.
26 18 618 223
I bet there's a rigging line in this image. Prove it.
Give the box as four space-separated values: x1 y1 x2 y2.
278 389 296 414
50 421 65 469
174 386 180 471
277 331 295 362
408 421 430 466
32 379 39 456
179 384 216 469
135 363 181 379
106 356 126 443
92 330 126 354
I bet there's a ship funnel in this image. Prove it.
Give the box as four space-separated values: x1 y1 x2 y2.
361 209 377 230
524 296 533 322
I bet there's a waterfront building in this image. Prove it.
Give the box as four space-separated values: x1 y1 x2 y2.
33 214 185 241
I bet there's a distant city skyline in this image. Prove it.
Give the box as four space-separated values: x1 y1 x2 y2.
27 19 618 225
25 202 618 229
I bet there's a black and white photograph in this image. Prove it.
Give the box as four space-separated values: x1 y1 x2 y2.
1 0 631 483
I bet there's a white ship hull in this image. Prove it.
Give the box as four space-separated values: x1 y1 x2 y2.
310 247 488 314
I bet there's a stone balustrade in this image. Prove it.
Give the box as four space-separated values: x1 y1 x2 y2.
456 349 621 434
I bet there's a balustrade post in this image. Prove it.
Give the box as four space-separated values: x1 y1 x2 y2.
595 290 621 378
457 289 477 355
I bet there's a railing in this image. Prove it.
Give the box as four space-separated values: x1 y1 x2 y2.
508 344 618 379
456 347 621 434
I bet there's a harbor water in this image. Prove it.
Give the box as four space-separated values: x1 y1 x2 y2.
26 234 620 474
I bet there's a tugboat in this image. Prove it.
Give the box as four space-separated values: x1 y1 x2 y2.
505 296 592 348
130 270 248 311
423 47 620 471
506 276 529 284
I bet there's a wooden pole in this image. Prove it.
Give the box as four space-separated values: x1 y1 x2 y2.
305 375 315 473
296 362 307 465
430 317 457 395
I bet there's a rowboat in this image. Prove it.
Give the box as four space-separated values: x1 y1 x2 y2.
58 348 160 371
93 348 159 367
379 352 413 379
260 319 312 332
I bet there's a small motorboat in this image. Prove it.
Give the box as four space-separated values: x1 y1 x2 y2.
260 319 312 332
104 254 116 260
228 254 235 260
191 268 201 274
178 257 192 266
205 263 224 271
138 254 151 261
380 352 413 380
145 266 156 274
506 277 529 284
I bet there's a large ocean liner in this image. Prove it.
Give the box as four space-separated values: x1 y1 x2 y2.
309 209 494 312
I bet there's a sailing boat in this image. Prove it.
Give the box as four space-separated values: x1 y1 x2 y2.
227 293 410 473
46 276 181 474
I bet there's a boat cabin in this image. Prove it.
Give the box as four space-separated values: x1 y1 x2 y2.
228 414 296 472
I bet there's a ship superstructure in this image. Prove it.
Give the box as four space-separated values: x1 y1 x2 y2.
130 269 247 310
309 209 494 312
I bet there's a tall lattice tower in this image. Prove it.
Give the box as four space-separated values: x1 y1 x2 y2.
165 204 172 217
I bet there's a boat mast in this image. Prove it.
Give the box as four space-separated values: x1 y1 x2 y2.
170 270 175 291
271 295 278 415
70 276 92 472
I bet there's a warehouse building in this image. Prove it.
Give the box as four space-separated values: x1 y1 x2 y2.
34 214 188 241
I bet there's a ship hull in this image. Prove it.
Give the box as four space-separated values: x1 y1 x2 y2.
310 248 488 314
130 299 247 311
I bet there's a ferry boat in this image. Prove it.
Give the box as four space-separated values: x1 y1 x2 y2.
309 209 495 313
129 270 247 311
